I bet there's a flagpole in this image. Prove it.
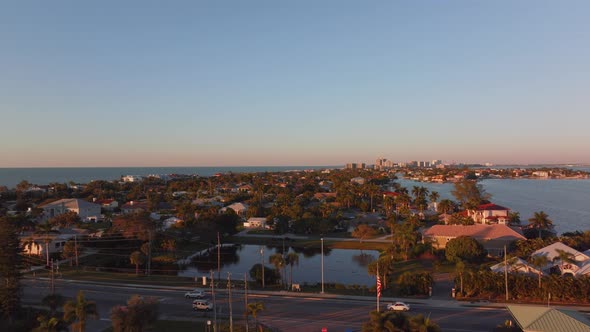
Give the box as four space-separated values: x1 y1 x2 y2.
376 263 380 312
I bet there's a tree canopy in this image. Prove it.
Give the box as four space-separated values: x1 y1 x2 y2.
445 236 487 263
451 180 491 210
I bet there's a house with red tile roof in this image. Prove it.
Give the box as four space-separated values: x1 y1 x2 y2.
422 224 525 256
468 203 511 225
96 199 118 211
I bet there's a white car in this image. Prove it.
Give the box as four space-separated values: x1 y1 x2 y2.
193 300 213 311
387 302 410 311
185 289 205 299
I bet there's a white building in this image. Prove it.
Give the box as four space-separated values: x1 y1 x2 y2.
244 217 267 229
122 175 144 183
39 198 102 223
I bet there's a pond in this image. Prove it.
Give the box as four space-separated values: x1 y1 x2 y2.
178 244 379 287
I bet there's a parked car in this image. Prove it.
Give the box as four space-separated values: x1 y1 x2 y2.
387 302 410 311
185 289 205 299
192 300 213 311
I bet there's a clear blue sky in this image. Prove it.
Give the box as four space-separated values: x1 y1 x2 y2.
2 1 589 167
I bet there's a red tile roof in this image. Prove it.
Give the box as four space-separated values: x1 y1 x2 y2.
383 191 401 197
476 203 510 211
423 224 525 240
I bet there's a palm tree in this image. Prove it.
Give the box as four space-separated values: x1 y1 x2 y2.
383 195 396 218
63 291 98 332
363 311 407 332
42 294 66 316
386 214 398 245
409 313 441 332
437 199 455 215
285 252 300 286
246 301 265 330
365 183 380 212
129 251 145 276
529 254 549 288
508 211 521 225
269 253 285 286
429 191 440 210
528 211 553 239
33 315 61 332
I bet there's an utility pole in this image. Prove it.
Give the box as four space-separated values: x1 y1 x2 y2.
228 272 233 332
282 236 287 289
244 272 249 332
210 270 217 332
45 239 50 267
217 232 221 282
146 230 152 276
74 235 79 267
321 238 324 294
260 246 265 289
50 259 55 295
504 245 509 301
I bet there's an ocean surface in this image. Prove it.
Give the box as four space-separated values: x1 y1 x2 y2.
396 177 590 235
1 166 589 234
0 166 337 188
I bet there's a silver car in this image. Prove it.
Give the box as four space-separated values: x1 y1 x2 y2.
185 289 205 299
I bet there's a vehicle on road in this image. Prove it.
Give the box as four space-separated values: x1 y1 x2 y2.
185 289 205 299
387 302 410 311
193 300 213 311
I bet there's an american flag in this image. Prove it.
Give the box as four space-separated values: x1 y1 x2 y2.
376 275 382 298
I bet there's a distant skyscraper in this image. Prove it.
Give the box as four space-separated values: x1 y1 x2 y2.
375 157 388 170
346 162 366 170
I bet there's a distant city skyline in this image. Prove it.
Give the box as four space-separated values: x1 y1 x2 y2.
2 1 590 167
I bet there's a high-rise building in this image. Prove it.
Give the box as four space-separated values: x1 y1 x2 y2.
346 163 366 170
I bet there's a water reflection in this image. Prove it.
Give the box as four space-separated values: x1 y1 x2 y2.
179 244 378 286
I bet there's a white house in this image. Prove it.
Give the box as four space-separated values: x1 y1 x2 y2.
531 242 590 277
468 203 511 224
96 199 118 211
350 177 366 185
495 242 590 278
39 198 102 223
122 175 144 183
244 217 267 229
21 228 88 258
162 216 183 229
490 257 543 276
219 202 249 217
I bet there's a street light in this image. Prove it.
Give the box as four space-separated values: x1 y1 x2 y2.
321 237 324 294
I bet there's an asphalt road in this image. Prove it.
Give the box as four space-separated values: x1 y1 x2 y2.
22 278 515 332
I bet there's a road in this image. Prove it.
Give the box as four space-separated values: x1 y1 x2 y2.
22 278 514 332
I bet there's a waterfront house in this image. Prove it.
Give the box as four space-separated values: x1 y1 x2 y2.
493 242 590 278
39 198 102 223
422 224 526 256
490 257 543 275
530 242 590 277
468 203 510 225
